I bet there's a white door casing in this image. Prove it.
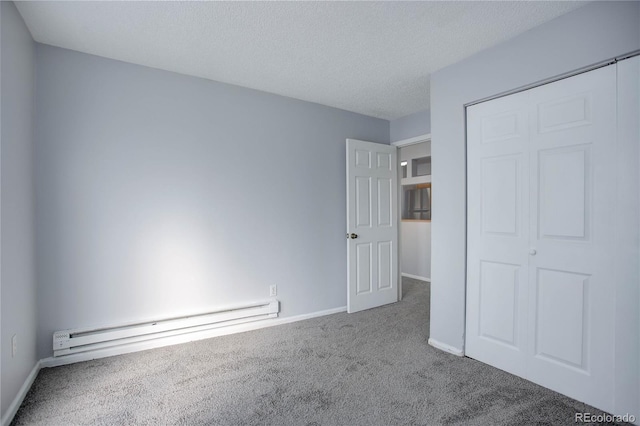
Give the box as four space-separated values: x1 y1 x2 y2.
466 65 617 412
614 55 640 419
346 139 399 313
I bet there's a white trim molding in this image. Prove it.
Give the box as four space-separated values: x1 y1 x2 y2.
391 133 431 147
1 361 42 426
428 338 464 357
401 273 431 282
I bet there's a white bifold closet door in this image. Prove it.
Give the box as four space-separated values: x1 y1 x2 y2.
466 64 617 412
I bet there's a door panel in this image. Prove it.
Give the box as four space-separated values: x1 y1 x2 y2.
356 177 371 227
356 243 372 294
479 261 520 347
537 93 592 133
377 178 392 227
466 64 617 413
481 111 526 144
377 152 391 170
537 146 590 240
481 156 520 235
355 149 371 168
377 241 392 290
466 90 530 377
527 65 616 411
534 268 589 370
347 139 398 313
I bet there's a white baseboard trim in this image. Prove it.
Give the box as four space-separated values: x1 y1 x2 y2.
270 306 347 326
401 273 431 282
428 338 464 357
2 360 42 426
40 305 348 369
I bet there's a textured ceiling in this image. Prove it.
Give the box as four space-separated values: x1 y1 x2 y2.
16 1 587 120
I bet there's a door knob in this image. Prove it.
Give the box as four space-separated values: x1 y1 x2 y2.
350 233 358 239
529 248 537 255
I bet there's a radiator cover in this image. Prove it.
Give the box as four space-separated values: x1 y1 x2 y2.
53 300 279 357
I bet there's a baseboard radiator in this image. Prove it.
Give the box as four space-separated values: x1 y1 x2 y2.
53 300 279 357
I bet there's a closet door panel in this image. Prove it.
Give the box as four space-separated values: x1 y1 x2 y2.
527 65 616 411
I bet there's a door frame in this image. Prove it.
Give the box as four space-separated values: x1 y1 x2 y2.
391 133 431 301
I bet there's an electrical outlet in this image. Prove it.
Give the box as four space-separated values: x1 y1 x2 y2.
11 334 17 358
269 285 277 297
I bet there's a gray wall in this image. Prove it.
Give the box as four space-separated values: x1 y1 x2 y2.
390 109 430 143
401 222 431 280
34 45 389 359
429 1 639 411
1 1 37 418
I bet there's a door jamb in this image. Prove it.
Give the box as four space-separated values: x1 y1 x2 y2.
392 133 431 301
391 133 431 148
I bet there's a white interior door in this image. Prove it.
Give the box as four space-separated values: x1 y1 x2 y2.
466 65 617 412
346 139 398 313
